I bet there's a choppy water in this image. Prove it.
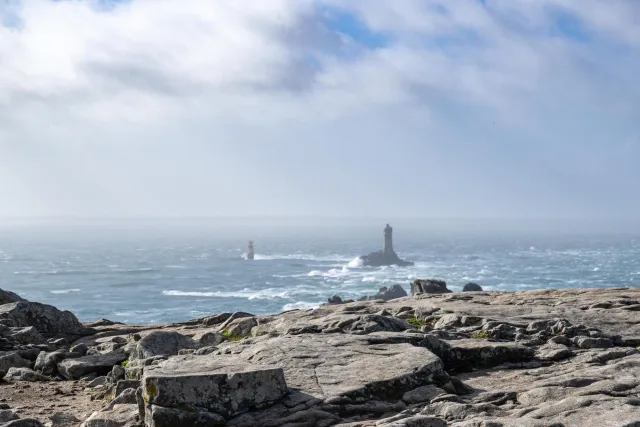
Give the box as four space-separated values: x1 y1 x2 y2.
1 225 639 323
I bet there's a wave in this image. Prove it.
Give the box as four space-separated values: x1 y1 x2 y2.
162 287 291 300
282 301 320 311
50 289 81 294
347 257 364 268
251 253 352 262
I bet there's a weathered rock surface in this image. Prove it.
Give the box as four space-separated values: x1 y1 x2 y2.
359 250 413 267
362 285 409 301
462 283 483 292
0 302 88 339
4 287 640 427
5 367 49 382
0 290 24 305
411 279 451 295
131 330 197 360
57 349 127 380
81 404 139 427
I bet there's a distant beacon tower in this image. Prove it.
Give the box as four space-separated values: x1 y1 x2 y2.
383 224 394 255
247 241 255 260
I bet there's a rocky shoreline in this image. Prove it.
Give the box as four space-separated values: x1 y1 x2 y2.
0 283 640 426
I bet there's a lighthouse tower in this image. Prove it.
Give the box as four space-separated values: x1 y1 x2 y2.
247 241 255 260
383 224 394 255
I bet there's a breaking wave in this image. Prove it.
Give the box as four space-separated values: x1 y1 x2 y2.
50 289 81 294
282 301 320 311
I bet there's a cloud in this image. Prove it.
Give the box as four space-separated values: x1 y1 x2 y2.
0 0 639 219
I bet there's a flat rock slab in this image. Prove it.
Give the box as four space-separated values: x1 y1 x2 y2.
443 339 534 371
57 349 127 380
234 333 445 401
142 356 287 419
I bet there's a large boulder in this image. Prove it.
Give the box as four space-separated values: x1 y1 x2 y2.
142 356 287 421
0 351 31 373
411 279 451 295
34 350 82 376
366 284 408 301
462 283 483 292
0 289 25 305
57 349 127 380
81 404 139 427
5 367 49 382
0 302 87 338
131 331 198 360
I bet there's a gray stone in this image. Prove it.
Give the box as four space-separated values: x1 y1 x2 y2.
142 356 287 418
114 380 139 398
70 343 88 356
81 404 139 427
145 405 225 427
57 349 127 380
35 350 81 376
0 302 85 338
9 327 44 345
5 367 49 382
131 331 197 360
86 376 108 388
223 317 257 336
0 420 45 427
48 412 80 426
535 344 573 362
380 416 447 427
411 279 451 295
367 285 409 302
572 336 613 349
195 332 226 347
0 352 31 373
0 410 19 424
402 385 447 404
462 283 483 292
0 289 25 305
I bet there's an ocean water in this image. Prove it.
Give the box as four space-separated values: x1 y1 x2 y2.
1 222 639 324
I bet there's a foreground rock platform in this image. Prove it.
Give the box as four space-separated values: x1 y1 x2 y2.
2 287 640 426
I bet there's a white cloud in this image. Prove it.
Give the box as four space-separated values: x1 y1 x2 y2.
0 0 639 218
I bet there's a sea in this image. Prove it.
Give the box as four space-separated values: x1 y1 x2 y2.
1 219 639 324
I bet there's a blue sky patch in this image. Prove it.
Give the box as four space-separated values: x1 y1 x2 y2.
320 6 390 49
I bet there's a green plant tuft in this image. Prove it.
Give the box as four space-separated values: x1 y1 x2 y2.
471 329 492 339
406 317 426 328
121 360 129 368
222 329 251 342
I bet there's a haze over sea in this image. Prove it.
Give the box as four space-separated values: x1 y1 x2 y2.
2 218 639 324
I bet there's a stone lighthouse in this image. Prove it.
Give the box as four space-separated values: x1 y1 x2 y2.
357 224 413 267
383 224 394 255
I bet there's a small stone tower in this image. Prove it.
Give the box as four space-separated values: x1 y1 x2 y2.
247 241 255 260
383 224 394 255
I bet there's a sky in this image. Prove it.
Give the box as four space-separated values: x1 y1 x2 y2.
0 0 639 220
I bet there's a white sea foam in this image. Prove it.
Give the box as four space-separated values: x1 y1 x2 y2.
347 257 364 268
282 301 320 311
50 289 81 294
162 288 291 300
253 253 352 262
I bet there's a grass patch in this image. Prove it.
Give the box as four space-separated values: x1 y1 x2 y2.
121 360 128 368
222 329 251 342
406 317 425 328
471 329 492 339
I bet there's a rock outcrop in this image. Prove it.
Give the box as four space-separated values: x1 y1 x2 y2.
359 224 413 267
361 284 408 301
411 279 451 295
2 287 640 426
462 283 483 292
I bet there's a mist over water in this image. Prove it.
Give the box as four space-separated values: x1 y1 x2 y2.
1 219 639 324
